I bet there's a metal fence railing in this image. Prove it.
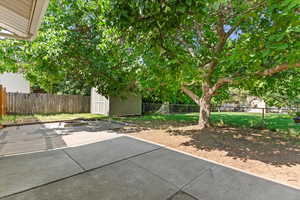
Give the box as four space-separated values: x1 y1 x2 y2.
142 103 299 115
142 103 300 129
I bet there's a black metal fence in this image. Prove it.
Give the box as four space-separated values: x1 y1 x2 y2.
142 103 199 114
142 103 298 115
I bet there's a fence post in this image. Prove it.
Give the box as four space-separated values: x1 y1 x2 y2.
3 87 6 116
0 85 2 119
0 85 6 119
261 108 265 124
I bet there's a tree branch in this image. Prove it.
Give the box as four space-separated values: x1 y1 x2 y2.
210 77 234 95
256 62 300 76
176 25 198 58
194 20 203 42
204 60 218 84
205 1 267 83
178 37 197 57
181 85 200 104
225 1 266 39
226 1 266 22
209 62 300 96
213 10 227 54
204 8 228 80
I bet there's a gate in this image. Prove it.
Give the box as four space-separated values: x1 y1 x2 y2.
91 88 109 115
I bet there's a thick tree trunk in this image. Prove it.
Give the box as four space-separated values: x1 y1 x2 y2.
181 84 213 129
198 95 212 128
197 81 213 128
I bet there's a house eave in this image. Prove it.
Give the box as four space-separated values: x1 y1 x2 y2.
0 0 50 41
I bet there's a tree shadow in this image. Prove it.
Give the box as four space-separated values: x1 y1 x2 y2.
115 121 197 134
0 119 125 156
167 127 300 167
0 117 67 155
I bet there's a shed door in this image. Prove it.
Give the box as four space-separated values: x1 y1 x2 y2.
91 88 109 115
94 94 106 114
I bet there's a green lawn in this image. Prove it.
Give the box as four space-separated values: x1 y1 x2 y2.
0 113 105 124
117 112 300 134
1 112 299 134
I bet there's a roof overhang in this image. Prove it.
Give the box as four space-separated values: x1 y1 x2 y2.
0 0 49 40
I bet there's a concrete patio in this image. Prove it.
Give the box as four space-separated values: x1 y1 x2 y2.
0 120 123 156
0 136 299 200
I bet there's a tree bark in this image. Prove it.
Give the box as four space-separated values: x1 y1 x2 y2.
198 83 213 128
181 84 213 129
198 96 212 128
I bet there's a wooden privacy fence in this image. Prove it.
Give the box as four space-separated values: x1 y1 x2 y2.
0 85 7 118
6 93 90 114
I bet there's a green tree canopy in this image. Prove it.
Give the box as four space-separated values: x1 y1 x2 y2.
0 0 139 96
103 0 300 127
0 0 299 128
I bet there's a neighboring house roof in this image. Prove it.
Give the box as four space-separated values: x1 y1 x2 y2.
0 0 49 40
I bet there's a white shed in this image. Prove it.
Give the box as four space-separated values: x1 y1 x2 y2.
0 73 30 93
91 88 142 116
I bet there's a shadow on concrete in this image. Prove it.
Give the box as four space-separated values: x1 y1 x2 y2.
166 127 300 167
0 118 67 155
0 120 123 156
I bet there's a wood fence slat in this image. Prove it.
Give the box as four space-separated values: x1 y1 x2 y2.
6 93 90 114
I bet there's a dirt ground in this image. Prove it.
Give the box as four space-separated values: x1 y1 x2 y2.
122 123 300 188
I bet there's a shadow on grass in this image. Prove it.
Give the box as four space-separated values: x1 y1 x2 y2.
168 127 300 167
117 112 300 134
114 114 198 130
211 112 300 134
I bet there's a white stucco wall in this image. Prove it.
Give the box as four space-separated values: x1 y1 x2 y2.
0 73 30 93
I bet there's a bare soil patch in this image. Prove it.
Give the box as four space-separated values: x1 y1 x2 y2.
122 124 300 188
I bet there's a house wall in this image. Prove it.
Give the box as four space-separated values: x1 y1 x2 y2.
0 73 30 93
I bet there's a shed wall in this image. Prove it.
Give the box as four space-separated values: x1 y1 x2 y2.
109 94 142 116
90 88 142 116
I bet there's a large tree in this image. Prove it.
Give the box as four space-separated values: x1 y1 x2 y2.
0 0 299 128
104 0 300 128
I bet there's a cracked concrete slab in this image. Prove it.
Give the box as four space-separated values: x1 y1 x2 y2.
3 160 178 200
130 148 214 188
87 160 178 200
2 173 100 200
169 191 198 200
182 165 300 200
0 150 83 198
64 136 161 170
